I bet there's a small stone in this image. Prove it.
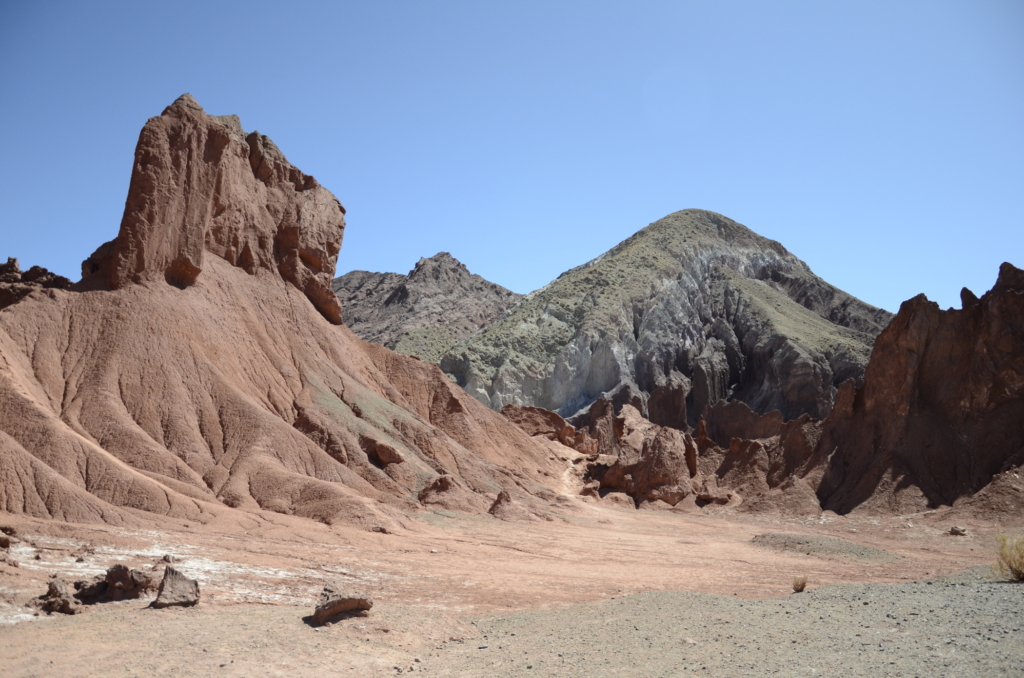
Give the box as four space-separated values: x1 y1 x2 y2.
950 526 968 536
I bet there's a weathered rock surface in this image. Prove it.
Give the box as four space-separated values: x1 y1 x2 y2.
686 262 1024 515
488 490 540 522
501 404 596 454
572 401 736 509
152 567 200 608
81 94 346 325
312 584 372 624
441 210 891 421
74 564 158 604
812 262 1024 513
0 96 565 530
0 258 71 311
333 253 522 362
38 577 83 615
417 474 492 513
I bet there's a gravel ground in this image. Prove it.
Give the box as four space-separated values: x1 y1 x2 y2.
429 567 1023 677
751 533 901 562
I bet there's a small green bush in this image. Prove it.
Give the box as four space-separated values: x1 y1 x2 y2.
792 576 808 593
993 534 1024 581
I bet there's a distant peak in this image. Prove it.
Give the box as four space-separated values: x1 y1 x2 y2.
410 252 468 277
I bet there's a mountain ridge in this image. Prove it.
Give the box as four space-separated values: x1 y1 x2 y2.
434 208 891 421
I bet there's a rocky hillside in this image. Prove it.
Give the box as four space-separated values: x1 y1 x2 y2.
0 95 565 530
442 209 892 421
522 262 1023 515
333 253 522 364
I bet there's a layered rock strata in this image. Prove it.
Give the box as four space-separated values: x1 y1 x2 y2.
546 263 1023 515
0 96 564 530
333 253 522 363
441 209 891 422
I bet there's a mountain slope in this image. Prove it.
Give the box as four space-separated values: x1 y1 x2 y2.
0 95 563 530
333 253 523 363
441 209 892 420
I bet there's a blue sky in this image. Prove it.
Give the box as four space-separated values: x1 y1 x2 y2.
1 1 1021 313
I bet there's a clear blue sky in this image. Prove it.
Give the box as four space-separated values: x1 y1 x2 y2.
1 1 1021 313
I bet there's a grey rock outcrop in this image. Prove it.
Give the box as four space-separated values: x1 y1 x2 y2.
333 253 522 363
441 210 891 421
152 566 200 608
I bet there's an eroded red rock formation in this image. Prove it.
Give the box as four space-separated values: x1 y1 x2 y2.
0 96 563 530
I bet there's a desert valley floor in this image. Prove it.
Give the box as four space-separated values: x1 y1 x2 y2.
2 494 1022 677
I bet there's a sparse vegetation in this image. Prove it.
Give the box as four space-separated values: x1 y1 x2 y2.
792 576 808 593
993 534 1024 581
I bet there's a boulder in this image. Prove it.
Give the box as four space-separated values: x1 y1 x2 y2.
74 563 159 603
39 577 83 615
152 567 200 608
312 584 372 624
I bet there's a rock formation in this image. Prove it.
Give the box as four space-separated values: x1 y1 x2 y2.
812 262 1024 513
0 95 565 530
333 253 522 363
0 258 71 311
312 584 372 624
81 94 346 325
153 567 200 608
506 263 1021 515
440 209 891 422
74 564 158 603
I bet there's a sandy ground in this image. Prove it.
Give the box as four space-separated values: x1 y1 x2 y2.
1 496 1020 677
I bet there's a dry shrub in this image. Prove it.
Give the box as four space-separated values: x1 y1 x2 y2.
792 576 808 593
993 534 1024 581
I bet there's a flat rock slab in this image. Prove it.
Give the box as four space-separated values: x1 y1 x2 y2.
152 567 200 608
312 585 372 624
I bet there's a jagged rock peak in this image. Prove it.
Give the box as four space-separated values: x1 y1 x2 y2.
333 252 523 363
410 252 468 278
81 94 346 324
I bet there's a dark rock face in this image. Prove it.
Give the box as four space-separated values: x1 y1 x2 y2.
441 210 891 422
691 262 1024 515
813 262 1024 513
333 253 522 362
81 94 346 324
0 258 71 311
